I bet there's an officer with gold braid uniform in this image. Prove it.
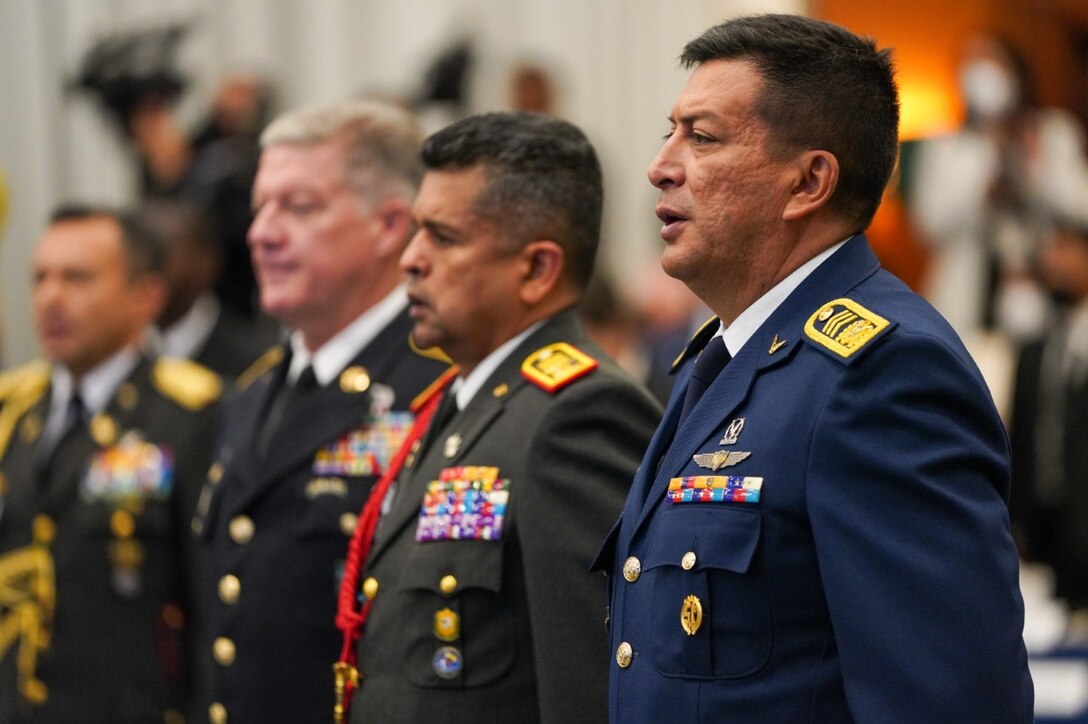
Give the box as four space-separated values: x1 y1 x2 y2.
0 206 221 722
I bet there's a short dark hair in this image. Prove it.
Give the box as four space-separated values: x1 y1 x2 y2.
681 14 900 230
50 203 166 279
420 111 603 290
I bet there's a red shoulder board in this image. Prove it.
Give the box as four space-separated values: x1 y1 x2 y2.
521 342 599 393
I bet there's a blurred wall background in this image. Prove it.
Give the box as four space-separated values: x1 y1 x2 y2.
0 0 802 367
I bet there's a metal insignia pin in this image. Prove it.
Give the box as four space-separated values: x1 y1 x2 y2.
90 414 118 446
693 450 751 471
719 417 745 445
680 594 703 636
768 335 787 355
443 433 462 459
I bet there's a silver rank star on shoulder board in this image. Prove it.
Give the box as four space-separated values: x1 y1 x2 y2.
693 450 750 471
720 417 745 445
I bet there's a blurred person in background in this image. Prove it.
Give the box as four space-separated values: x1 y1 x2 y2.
908 32 1088 344
142 198 281 381
1010 216 1088 616
193 99 449 724
0 206 220 722
75 24 273 320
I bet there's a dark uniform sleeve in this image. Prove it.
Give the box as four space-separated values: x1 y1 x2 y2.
808 331 1034 722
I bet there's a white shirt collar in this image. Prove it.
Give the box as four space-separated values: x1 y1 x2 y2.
43 346 142 449
453 321 545 410
288 286 408 387
718 238 850 355
155 293 220 360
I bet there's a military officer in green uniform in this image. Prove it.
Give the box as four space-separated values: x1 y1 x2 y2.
0 206 221 722
341 112 661 723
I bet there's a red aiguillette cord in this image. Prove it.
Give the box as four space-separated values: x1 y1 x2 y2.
332 366 457 722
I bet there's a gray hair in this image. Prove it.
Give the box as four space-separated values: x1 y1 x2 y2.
260 99 425 205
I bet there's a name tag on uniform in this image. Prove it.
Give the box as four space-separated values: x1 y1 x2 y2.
416 466 509 542
312 411 413 477
82 432 175 502
667 475 762 504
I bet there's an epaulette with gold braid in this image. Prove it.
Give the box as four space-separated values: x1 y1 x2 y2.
0 361 50 461
0 361 49 402
803 298 894 363
153 357 222 411
521 342 598 393
236 346 284 391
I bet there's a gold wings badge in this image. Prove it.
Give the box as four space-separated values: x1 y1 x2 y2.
692 450 751 471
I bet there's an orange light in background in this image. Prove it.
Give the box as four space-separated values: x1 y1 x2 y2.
899 79 961 141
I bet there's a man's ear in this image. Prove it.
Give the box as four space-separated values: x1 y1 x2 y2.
370 197 414 258
782 150 839 221
518 240 566 306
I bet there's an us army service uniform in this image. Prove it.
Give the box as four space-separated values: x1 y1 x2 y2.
599 235 1033 722
351 311 661 724
196 309 449 724
0 354 221 723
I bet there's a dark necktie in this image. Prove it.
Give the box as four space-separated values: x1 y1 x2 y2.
257 365 317 457
38 392 87 479
677 337 731 427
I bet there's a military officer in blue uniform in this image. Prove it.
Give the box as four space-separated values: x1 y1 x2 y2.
194 100 450 723
0 206 221 722
598 15 1034 722
345 112 661 723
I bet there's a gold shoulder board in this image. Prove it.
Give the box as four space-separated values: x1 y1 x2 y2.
153 357 222 411
0 361 49 402
236 346 284 390
804 298 891 360
408 334 454 364
521 342 599 393
0 361 50 460
671 316 720 372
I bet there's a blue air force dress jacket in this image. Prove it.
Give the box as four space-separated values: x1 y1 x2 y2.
598 235 1034 723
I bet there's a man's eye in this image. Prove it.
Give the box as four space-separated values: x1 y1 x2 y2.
284 201 320 215
691 133 714 145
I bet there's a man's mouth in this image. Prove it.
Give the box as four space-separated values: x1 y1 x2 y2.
656 205 689 241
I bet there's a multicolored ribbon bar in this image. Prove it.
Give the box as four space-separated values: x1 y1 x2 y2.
313 412 413 477
416 467 509 541
666 475 762 504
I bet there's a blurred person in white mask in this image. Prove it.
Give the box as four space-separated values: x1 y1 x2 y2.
908 32 1088 345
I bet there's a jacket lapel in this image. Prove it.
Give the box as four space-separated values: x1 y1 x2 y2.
624 234 884 541
368 312 582 563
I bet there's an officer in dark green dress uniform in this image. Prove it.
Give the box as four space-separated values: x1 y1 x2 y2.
0 206 221 722
343 113 661 723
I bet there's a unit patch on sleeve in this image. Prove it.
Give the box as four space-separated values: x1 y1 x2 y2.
521 343 598 393
804 298 892 360
416 466 509 542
